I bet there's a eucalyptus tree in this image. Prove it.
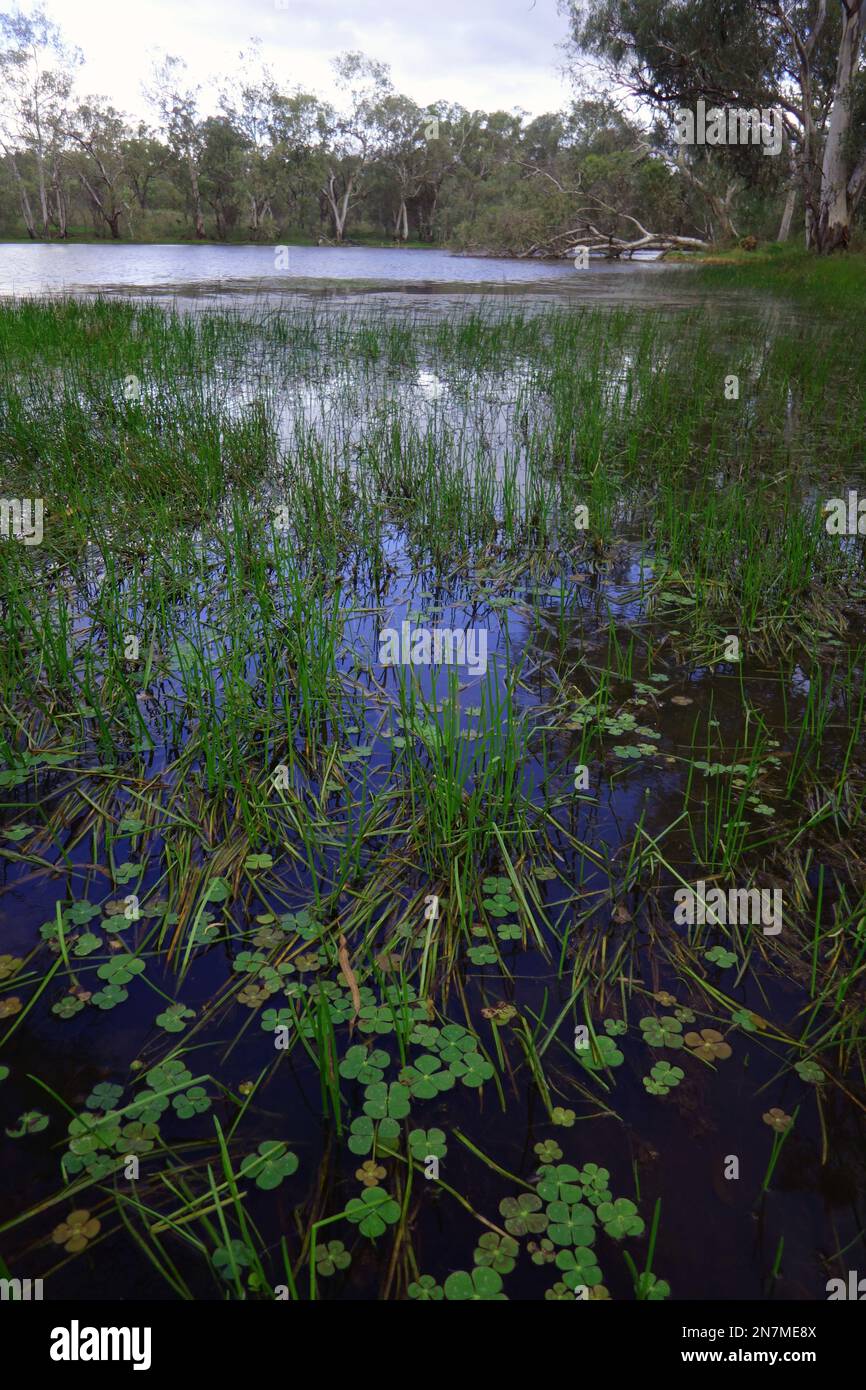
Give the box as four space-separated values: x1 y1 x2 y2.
318 51 393 242
562 0 866 250
218 45 284 238
0 5 81 238
144 54 207 238
68 99 129 238
373 92 426 239
198 116 250 239
121 123 172 211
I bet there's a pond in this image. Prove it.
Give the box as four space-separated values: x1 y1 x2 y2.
0 239 745 315
0 276 863 1304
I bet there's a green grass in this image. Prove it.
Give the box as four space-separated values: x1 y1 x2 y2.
0 290 865 1301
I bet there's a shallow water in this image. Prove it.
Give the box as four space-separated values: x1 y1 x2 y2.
0 240 774 318
0 281 863 1304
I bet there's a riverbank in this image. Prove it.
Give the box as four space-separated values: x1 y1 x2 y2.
690 243 866 307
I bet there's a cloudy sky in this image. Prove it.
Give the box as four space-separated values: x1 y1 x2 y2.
42 0 576 122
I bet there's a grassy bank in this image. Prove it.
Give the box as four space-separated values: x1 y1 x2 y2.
691 243 866 308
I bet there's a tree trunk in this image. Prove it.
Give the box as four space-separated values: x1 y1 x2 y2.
777 184 797 241
676 150 739 242
187 154 206 238
7 152 38 238
814 0 865 252
323 172 352 242
35 151 50 237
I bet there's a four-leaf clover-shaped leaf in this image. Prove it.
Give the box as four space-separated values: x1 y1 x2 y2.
546 1200 596 1247
339 1045 390 1085
172 1086 211 1118
408 1127 447 1160
643 1061 685 1095
316 1240 351 1277
536 1164 584 1204
598 1197 644 1240
555 1245 602 1290
685 1029 732 1062
345 1186 401 1238
705 946 737 969
639 1016 684 1049
155 1004 195 1033
794 1059 824 1084
499 1193 547 1236
408 1274 443 1300
399 1054 455 1099
474 1232 519 1274
444 1267 507 1300
363 1082 411 1121
240 1141 299 1190
448 1052 494 1088
582 1034 624 1069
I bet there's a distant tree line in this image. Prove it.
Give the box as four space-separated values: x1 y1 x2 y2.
1 4 863 253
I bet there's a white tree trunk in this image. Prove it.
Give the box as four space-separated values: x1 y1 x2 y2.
815 0 865 251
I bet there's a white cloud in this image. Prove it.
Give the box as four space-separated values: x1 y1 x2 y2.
39 0 571 122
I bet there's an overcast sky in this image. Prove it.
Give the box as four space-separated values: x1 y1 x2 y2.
41 0 575 122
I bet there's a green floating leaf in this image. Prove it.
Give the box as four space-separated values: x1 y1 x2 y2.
240 1140 298 1189
444 1267 507 1300
344 1186 400 1238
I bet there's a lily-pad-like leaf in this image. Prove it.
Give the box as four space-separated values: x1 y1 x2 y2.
597 1197 644 1240
240 1140 299 1190
443 1267 507 1300
155 1004 195 1033
316 1240 351 1277
499 1192 547 1236
344 1186 400 1238
399 1054 455 1099
555 1245 602 1289
339 1045 390 1085
474 1232 519 1274
684 1029 732 1062
408 1274 443 1300
362 1081 411 1121
546 1200 596 1247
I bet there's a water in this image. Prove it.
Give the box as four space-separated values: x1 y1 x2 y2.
0 269 862 1305
0 240 719 313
